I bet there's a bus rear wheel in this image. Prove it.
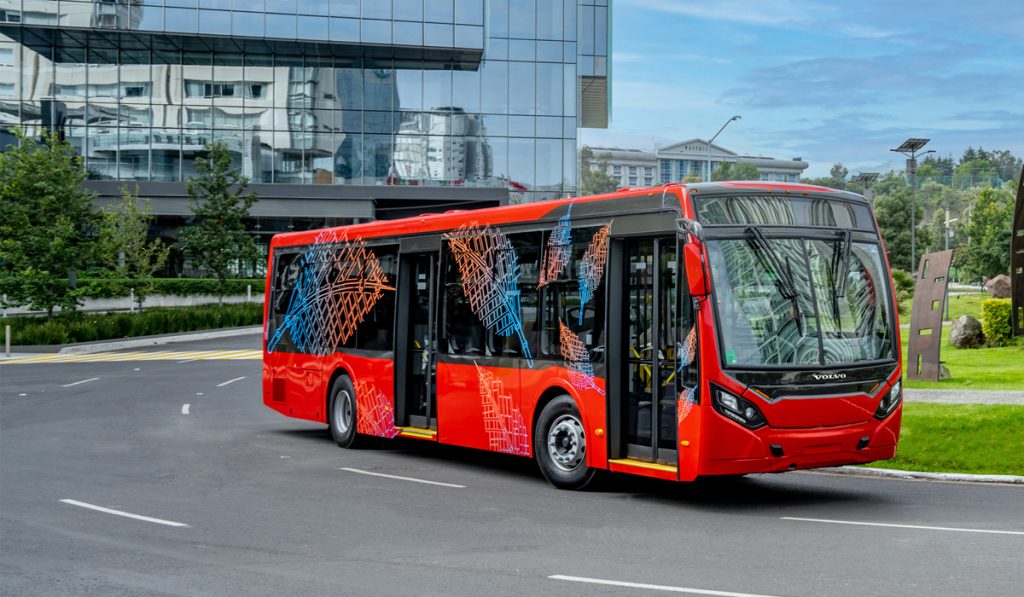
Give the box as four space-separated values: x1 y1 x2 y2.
534 395 596 490
328 375 358 448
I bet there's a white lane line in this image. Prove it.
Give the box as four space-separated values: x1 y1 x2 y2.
781 517 1024 536
59 499 189 528
195 392 204 396
339 467 466 488
182 403 190 415
216 376 246 387
61 377 99 388
548 575 781 597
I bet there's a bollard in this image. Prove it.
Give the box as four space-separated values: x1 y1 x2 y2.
5 324 10 358
247 284 252 302
129 288 136 313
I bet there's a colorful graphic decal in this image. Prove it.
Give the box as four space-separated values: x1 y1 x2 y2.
355 379 399 439
578 223 612 324
677 325 698 424
539 203 573 287
267 231 394 355
444 222 534 365
558 318 605 396
475 362 530 456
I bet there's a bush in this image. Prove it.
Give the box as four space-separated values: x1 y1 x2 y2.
9 302 263 346
73 278 264 299
891 269 915 315
981 298 1013 347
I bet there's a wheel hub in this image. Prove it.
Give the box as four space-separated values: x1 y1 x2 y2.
547 414 585 472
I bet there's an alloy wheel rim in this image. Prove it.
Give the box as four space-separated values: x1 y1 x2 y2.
547 414 585 472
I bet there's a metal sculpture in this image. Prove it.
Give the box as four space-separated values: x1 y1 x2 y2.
1012 169 1024 337
907 250 953 381
558 319 604 396
267 231 394 355
444 222 534 365
578 223 611 324
539 203 572 287
475 363 530 456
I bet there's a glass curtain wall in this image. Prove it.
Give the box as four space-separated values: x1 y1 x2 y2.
0 0 592 202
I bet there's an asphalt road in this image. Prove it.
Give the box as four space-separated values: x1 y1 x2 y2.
2 336 1022 597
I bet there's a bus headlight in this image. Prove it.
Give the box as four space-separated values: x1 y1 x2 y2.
712 386 767 429
874 380 902 420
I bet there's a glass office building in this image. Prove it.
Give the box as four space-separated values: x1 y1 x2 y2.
0 1 611 257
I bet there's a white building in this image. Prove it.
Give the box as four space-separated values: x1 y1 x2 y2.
590 139 808 187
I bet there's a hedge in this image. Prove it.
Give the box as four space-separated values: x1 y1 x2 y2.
981 298 1013 347
8 302 263 346
67 278 265 299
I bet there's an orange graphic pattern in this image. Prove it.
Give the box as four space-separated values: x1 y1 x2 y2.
558 318 605 396
355 379 399 438
578 223 611 324
444 222 533 364
539 204 572 287
475 362 530 456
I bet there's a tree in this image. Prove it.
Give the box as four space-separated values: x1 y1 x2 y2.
829 163 849 188
579 146 619 195
712 161 760 181
178 141 259 303
957 187 1014 282
100 186 169 310
0 128 100 317
873 175 933 271
953 159 998 189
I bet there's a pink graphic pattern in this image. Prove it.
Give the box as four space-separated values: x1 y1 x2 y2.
677 325 698 424
355 379 399 438
539 205 572 287
475 362 530 456
558 318 605 396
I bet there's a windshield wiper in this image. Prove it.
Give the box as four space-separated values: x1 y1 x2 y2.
830 229 852 322
745 226 798 299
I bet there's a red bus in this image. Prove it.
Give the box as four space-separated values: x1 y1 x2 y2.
262 182 902 489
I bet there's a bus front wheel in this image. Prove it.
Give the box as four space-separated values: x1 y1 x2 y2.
328 375 358 448
534 395 596 490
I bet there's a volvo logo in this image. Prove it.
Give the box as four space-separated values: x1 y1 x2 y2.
812 373 847 381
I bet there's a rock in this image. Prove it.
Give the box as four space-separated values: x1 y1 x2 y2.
949 315 985 349
939 364 952 380
985 274 1011 299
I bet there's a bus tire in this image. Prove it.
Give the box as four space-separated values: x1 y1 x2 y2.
328 375 358 448
534 395 596 490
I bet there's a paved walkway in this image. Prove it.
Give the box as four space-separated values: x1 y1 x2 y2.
905 388 1024 405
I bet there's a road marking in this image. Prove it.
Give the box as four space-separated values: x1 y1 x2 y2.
182 404 190 415
340 467 466 488
781 517 1024 536
195 392 204 396
62 377 99 388
59 499 189 528
548 575 781 596
217 376 246 387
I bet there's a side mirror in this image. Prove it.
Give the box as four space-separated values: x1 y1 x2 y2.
684 243 710 297
676 218 705 243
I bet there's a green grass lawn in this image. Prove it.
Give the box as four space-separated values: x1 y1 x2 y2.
866 403 1024 475
899 289 1024 390
899 320 1024 391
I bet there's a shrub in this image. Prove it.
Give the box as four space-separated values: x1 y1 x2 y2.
9 303 263 346
891 269 915 315
70 278 264 299
981 298 1013 347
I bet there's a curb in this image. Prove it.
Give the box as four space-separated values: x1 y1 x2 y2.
813 465 1024 485
57 326 263 355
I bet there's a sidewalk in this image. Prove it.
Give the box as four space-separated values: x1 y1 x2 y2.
905 388 1024 405
4 325 262 357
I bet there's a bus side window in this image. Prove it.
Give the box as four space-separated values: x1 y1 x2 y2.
487 232 541 359
355 246 397 351
270 250 301 351
540 226 607 361
443 247 486 356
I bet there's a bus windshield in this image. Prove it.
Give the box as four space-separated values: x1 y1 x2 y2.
705 233 896 368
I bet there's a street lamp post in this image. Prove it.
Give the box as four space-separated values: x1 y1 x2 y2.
707 115 741 181
854 172 879 204
890 138 935 270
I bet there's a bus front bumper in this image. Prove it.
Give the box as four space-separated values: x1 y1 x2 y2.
699 407 902 476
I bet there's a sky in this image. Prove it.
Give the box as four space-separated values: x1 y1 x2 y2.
581 0 1024 178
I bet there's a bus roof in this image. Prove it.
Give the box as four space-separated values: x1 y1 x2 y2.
269 181 865 248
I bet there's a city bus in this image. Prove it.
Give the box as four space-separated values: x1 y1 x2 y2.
262 182 902 489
